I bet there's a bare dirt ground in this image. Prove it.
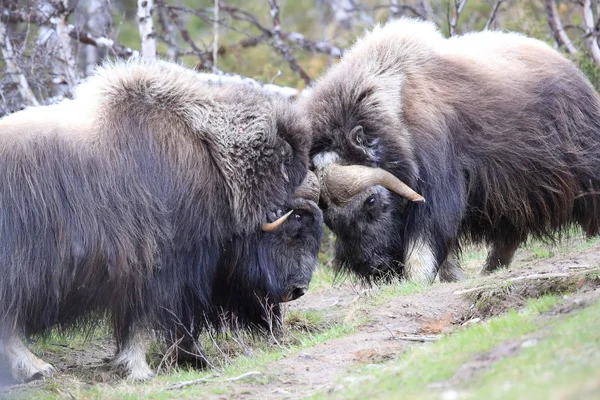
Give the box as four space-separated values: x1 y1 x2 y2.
2 240 599 399
192 242 600 399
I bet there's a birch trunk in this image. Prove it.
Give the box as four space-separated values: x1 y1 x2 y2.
137 0 157 60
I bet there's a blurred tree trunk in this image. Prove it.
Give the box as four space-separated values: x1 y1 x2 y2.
137 0 157 59
0 20 39 107
38 0 78 98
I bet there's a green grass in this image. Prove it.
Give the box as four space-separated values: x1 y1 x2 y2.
85 321 354 399
313 296 600 400
370 280 428 306
468 300 600 400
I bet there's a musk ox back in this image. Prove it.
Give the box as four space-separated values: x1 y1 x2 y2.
302 18 600 283
0 59 323 382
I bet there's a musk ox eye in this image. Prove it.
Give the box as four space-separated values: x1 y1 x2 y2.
364 195 376 207
294 212 302 221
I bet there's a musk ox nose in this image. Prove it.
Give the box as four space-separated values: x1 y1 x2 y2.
282 286 308 302
291 287 307 300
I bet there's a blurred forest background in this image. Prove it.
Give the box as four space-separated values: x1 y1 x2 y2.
1 0 600 117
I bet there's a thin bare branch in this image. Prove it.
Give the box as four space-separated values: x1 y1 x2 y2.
267 0 311 85
285 32 342 57
357 2 425 20
450 0 467 37
545 0 578 54
484 0 505 30
68 27 138 58
583 0 600 65
163 5 213 69
156 0 178 61
213 0 219 72
168 4 342 58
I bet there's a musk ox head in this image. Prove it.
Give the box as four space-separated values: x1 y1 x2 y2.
212 171 323 329
298 22 429 281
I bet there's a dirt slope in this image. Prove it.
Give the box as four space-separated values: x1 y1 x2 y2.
192 243 600 399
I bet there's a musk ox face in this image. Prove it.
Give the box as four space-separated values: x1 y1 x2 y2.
307 112 424 281
323 185 405 279
209 171 323 330
263 196 323 302
301 74 426 281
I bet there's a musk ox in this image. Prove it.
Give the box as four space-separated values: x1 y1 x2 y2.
0 59 323 383
302 18 600 283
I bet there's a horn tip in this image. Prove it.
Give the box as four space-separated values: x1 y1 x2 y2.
262 209 294 232
412 196 426 204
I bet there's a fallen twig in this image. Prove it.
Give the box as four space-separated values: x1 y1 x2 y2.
393 335 440 342
164 370 263 391
453 286 491 295
508 272 571 282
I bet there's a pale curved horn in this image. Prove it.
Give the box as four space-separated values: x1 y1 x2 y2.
293 170 320 203
320 164 425 205
262 209 294 232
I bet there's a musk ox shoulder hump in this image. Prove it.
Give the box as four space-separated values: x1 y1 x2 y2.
444 28 566 65
75 58 209 111
341 18 443 72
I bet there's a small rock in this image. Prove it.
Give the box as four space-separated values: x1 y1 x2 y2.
521 339 538 348
461 318 481 326
442 390 460 400
328 384 345 393
573 298 585 306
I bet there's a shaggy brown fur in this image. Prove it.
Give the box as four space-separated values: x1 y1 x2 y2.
0 59 322 382
302 18 600 282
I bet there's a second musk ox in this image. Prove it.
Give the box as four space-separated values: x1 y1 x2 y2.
0 59 323 383
301 18 600 283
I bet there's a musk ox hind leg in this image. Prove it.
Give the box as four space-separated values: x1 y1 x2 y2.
438 252 463 282
0 333 56 383
482 239 522 274
112 327 154 381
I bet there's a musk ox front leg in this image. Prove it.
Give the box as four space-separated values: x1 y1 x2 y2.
112 328 154 381
0 333 56 383
482 239 521 274
404 238 439 283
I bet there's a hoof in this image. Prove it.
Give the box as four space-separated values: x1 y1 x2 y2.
24 363 56 383
113 354 155 382
127 364 155 382
14 360 56 383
